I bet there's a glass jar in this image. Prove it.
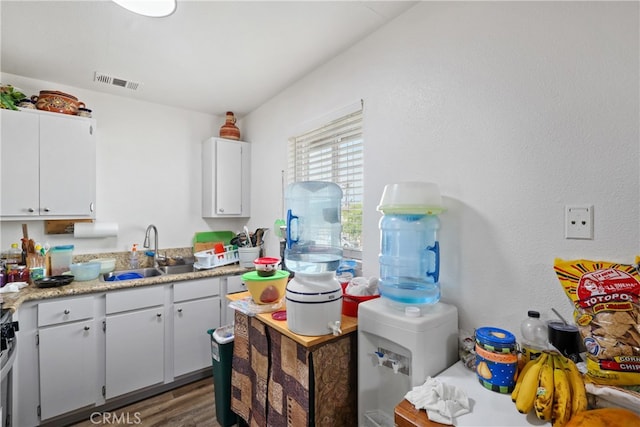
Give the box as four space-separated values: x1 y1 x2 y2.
8 265 29 283
0 266 6 288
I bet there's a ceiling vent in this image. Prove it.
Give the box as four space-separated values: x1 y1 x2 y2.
94 72 141 91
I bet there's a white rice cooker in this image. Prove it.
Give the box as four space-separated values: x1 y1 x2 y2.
286 272 343 336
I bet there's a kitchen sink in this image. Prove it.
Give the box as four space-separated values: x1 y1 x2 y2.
159 264 197 275
101 267 165 282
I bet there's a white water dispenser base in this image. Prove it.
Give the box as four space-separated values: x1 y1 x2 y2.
357 297 458 426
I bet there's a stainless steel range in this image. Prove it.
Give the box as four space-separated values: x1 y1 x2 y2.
1 308 19 427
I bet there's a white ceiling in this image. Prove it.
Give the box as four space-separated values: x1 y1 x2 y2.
1 0 416 116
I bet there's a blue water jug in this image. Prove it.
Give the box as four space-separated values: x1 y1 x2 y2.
285 181 343 274
377 182 444 308
379 214 440 305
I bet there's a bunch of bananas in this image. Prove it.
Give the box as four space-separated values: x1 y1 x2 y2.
512 351 588 427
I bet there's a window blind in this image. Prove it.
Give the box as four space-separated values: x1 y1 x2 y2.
288 108 363 252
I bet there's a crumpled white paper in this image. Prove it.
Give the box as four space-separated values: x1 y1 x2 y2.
345 276 379 296
404 376 471 424
0 282 28 293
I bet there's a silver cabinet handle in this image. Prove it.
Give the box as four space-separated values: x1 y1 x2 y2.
177 308 183 313
43 207 50 212
84 326 90 331
156 313 162 318
64 309 70 315
219 208 225 213
28 208 35 213
90 202 95 212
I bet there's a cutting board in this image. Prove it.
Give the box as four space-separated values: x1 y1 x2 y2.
45 219 94 235
194 242 218 253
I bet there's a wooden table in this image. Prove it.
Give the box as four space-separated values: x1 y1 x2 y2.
228 291 358 426
226 291 358 349
394 399 452 427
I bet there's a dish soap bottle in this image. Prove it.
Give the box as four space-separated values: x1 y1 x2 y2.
129 244 139 269
520 310 547 364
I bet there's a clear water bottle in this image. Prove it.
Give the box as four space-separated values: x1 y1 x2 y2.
520 310 548 363
379 214 440 306
284 181 343 274
377 182 444 309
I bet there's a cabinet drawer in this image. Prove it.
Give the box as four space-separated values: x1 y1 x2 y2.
38 296 94 327
225 274 246 294
106 286 164 314
174 278 219 302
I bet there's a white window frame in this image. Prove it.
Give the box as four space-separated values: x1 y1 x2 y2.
288 103 364 259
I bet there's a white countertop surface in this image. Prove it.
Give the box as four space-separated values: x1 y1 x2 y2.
436 361 547 426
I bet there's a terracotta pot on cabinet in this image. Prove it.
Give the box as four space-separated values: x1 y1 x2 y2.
31 90 85 115
219 111 240 140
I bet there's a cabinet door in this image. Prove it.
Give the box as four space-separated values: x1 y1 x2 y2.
39 113 96 217
173 296 220 377
216 139 243 215
223 275 246 325
39 320 98 420
105 307 164 399
0 109 40 216
202 138 250 217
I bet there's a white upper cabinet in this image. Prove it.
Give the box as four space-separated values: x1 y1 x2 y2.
202 137 250 217
0 108 96 219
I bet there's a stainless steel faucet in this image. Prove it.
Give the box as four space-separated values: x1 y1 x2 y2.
143 224 159 268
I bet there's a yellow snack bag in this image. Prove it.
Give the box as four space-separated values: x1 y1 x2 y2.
553 258 640 386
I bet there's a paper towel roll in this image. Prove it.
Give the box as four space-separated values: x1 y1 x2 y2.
73 222 118 238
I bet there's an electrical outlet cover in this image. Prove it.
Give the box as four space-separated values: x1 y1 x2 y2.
565 205 593 239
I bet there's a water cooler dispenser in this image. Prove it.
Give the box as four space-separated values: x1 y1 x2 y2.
358 182 459 426
284 181 344 336
358 300 458 426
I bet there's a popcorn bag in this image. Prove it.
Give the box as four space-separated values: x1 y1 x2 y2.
554 258 640 386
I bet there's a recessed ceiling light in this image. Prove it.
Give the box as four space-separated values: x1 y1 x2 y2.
112 0 176 18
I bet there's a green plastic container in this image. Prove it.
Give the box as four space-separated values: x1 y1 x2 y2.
208 326 237 427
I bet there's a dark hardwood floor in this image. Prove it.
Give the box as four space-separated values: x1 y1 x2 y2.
70 378 223 427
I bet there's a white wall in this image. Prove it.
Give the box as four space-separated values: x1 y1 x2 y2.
241 2 639 333
0 73 250 254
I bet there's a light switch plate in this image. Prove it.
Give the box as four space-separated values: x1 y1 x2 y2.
565 205 593 239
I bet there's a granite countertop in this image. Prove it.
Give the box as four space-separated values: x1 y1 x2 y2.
1 247 250 313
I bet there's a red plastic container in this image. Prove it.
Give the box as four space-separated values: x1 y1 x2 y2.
341 282 380 317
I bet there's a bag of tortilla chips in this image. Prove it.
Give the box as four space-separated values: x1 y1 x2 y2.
554 257 640 386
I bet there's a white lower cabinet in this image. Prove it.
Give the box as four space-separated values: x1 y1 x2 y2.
173 278 221 377
14 276 229 425
105 286 165 399
222 274 246 325
37 296 98 420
